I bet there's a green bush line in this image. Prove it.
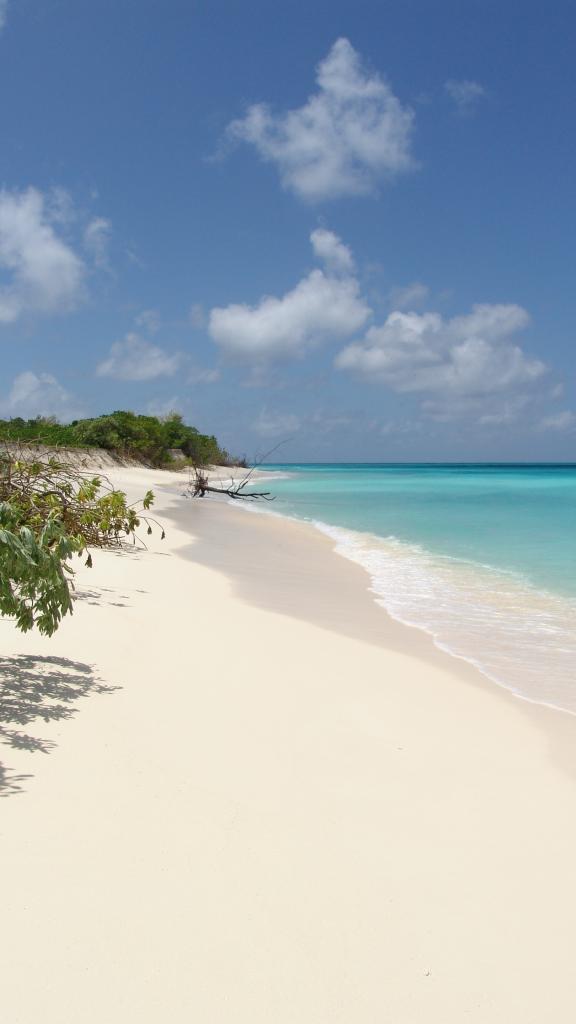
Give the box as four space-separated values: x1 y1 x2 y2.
0 410 240 468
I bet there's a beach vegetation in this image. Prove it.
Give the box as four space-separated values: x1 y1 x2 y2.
0 445 163 636
0 410 237 468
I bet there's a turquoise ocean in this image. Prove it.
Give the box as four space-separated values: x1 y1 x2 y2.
255 464 576 713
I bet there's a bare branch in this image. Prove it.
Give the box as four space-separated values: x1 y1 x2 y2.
182 441 288 503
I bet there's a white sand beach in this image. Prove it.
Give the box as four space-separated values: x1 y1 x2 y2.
2 465 576 1022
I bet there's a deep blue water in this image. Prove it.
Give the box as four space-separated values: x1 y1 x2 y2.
254 464 576 712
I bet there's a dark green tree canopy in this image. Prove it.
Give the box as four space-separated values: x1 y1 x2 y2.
0 410 239 468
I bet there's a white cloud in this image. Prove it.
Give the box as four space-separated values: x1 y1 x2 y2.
336 303 546 419
444 79 486 114
96 333 182 381
0 1 8 32
45 187 77 226
83 217 112 269
0 371 82 421
539 410 576 432
209 228 370 362
228 37 415 201
0 188 85 323
388 281 430 310
310 228 354 274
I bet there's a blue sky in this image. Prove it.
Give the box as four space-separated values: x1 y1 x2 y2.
0 0 574 460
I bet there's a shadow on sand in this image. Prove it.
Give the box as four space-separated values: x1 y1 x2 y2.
0 655 118 798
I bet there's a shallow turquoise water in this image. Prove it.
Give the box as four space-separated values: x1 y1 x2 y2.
263 463 576 597
256 464 576 712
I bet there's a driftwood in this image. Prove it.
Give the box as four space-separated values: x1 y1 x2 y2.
187 466 274 501
185 441 289 502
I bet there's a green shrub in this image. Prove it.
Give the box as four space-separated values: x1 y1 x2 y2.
0 411 233 467
0 447 162 635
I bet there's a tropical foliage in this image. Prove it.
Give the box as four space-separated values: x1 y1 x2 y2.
0 411 235 467
0 446 162 635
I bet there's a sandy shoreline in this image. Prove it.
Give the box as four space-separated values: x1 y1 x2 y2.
2 466 576 1021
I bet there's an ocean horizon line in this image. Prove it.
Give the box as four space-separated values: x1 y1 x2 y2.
259 460 576 467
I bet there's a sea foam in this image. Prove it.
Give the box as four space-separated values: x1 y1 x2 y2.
313 520 576 715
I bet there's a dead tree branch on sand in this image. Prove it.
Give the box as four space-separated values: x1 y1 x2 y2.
185 466 274 501
183 442 288 502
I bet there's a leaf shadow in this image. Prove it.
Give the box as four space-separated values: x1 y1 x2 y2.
0 654 119 798
73 588 131 608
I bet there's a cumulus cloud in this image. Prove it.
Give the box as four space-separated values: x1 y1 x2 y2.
388 281 430 310
444 79 486 114
83 217 112 269
539 410 576 432
0 1 8 32
0 371 82 420
96 333 182 381
336 303 546 418
0 188 85 323
228 37 415 201
209 228 370 362
310 227 354 274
